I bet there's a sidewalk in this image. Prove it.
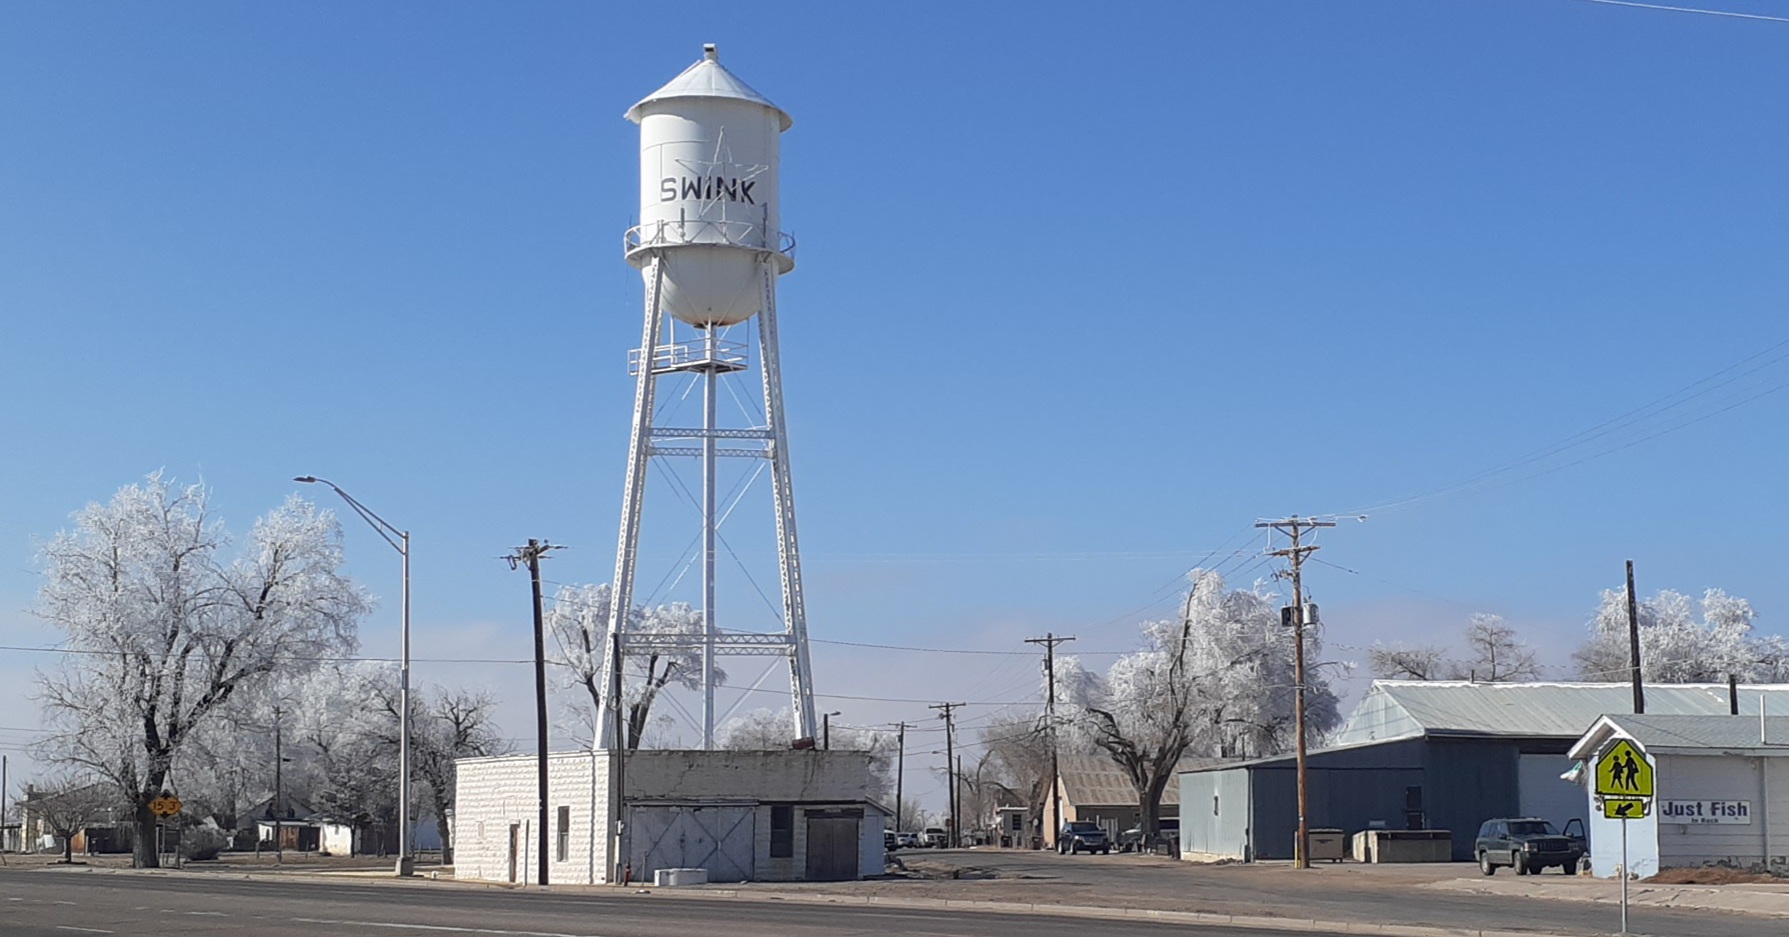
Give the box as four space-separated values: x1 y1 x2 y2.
1425 873 1789 918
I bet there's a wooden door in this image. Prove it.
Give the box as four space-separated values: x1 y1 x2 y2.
804 816 859 881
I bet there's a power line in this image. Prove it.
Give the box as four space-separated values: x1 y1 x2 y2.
1352 335 1789 514
1572 0 1789 24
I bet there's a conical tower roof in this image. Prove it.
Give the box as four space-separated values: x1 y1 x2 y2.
626 44 792 131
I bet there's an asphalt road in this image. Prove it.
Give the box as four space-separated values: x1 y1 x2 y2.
908 849 1778 937
0 867 1337 937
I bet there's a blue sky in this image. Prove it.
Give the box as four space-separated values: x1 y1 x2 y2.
3 1 1787 806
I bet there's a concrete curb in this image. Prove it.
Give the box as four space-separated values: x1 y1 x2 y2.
25 864 1596 936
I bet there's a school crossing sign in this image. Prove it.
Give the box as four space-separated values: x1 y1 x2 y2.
1595 738 1653 818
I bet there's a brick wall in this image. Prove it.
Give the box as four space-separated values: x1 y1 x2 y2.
455 752 612 885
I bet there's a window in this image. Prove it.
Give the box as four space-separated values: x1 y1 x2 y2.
556 806 571 862
769 805 793 859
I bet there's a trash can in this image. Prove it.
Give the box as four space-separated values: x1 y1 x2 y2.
1306 829 1346 862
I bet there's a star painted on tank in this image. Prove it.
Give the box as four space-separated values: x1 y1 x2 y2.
672 129 768 219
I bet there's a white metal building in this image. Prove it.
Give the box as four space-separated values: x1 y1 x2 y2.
453 749 886 885
1569 713 1789 877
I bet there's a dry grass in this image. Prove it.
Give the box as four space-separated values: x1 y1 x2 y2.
1646 866 1785 885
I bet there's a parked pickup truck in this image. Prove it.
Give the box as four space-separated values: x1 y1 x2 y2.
1475 818 1585 875
920 827 949 848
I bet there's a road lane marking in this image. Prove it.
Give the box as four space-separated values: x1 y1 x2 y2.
55 928 115 934
291 917 608 937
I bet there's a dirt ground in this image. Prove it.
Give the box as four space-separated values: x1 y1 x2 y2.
1646 866 1787 885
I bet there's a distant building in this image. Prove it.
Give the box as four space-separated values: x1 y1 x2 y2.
1180 681 1789 862
1569 713 1789 877
454 749 888 885
1042 755 1223 848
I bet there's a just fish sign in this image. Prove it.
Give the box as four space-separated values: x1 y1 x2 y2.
1661 800 1752 825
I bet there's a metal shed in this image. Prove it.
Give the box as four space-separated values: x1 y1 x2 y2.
1182 681 1789 862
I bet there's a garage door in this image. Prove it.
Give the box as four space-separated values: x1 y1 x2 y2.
1518 755 1585 832
628 805 756 883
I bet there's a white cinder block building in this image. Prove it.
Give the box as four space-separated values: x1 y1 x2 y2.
1569 713 1789 877
454 749 887 885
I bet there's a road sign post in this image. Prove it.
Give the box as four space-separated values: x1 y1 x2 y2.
1593 739 1652 936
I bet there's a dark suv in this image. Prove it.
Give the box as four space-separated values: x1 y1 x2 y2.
1057 821 1111 855
1474 818 1584 875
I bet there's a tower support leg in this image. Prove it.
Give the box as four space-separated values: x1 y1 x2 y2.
757 263 817 741
600 259 665 751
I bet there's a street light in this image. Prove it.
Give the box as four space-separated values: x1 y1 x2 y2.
294 475 415 877
822 711 841 751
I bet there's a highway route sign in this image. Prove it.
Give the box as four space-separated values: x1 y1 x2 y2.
1602 796 1650 819
149 794 182 817
1595 739 1653 798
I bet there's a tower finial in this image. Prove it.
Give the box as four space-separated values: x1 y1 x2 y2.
703 43 718 62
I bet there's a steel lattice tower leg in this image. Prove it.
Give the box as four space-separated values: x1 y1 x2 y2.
758 263 817 743
598 256 817 751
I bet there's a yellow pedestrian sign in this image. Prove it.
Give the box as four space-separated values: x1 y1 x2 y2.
1602 796 1650 819
1595 739 1653 798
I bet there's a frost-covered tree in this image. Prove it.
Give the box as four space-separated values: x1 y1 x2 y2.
978 712 1053 843
1368 614 1542 683
35 475 368 867
1461 614 1543 682
1057 570 1340 838
1367 643 1448 680
548 585 726 749
27 776 119 863
718 707 792 750
1574 587 1775 683
408 685 507 861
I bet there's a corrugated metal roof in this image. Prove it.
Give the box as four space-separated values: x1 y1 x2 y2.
1576 714 1789 756
1058 755 1231 806
1331 680 1789 745
627 46 792 129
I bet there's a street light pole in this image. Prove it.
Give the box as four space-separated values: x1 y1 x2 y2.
295 475 415 876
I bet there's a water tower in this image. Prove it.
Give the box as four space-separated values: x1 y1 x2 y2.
596 45 817 750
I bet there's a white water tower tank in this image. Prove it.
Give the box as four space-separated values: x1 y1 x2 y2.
626 44 794 327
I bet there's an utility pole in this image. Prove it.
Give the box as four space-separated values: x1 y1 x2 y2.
930 702 964 848
507 538 563 887
892 722 909 832
1257 515 1338 871
3 753 10 860
1025 633 1075 850
273 703 284 864
1625 560 1645 715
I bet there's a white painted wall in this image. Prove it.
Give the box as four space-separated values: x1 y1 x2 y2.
1178 769 1251 861
859 809 886 878
454 751 609 885
1656 754 1789 870
1586 751 1660 879
319 822 354 857
454 750 882 885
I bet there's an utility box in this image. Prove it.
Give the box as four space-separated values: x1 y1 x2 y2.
1306 829 1346 862
653 867 709 886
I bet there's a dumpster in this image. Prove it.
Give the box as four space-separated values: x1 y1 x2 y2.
1352 828 1451 863
1306 829 1346 862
